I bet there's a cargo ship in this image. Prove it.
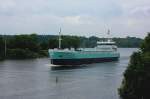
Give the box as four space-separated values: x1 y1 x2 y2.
48 29 120 65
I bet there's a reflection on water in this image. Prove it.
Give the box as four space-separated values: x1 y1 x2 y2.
51 60 120 71
0 48 138 99
51 65 87 71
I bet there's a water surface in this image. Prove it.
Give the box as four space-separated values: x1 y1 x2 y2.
0 48 138 99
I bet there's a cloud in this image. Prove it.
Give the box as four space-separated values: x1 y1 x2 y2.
129 6 150 18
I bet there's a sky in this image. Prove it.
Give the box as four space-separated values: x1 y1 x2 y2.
0 0 150 38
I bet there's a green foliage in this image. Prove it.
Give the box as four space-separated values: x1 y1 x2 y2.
9 34 40 52
141 33 150 52
1 34 45 59
0 34 143 60
61 36 80 49
119 33 150 99
38 50 48 57
113 37 142 48
40 42 49 50
87 36 99 48
48 38 58 49
37 35 142 48
7 48 38 59
48 36 80 49
0 36 5 60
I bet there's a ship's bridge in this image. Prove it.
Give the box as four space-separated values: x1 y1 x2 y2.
96 40 117 51
97 41 115 45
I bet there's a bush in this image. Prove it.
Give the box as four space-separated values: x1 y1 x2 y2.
7 49 39 59
38 50 48 57
119 33 150 99
0 36 5 60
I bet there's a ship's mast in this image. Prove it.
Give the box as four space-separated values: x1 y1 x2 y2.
107 29 111 42
58 28 62 49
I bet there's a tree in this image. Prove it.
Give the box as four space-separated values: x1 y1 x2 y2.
48 36 81 49
141 33 150 52
119 33 150 99
0 36 5 60
9 34 40 52
6 34 42 59
40 41 49 50
48 38 58 49
69 37 80 49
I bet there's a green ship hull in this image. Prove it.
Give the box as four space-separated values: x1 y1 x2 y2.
49 50 120 65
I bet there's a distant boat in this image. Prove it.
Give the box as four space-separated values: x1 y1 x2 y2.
48 29 120 65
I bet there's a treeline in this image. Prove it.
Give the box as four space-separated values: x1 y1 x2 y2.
0 34 142 60
119 33 150 99
0 34 47 60
40 35 81 49
38 35 143 48
0 34 81 60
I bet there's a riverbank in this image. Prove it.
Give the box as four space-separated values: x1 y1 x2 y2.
6 49 48 59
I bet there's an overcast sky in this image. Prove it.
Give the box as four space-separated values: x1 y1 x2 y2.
0 0 150 38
